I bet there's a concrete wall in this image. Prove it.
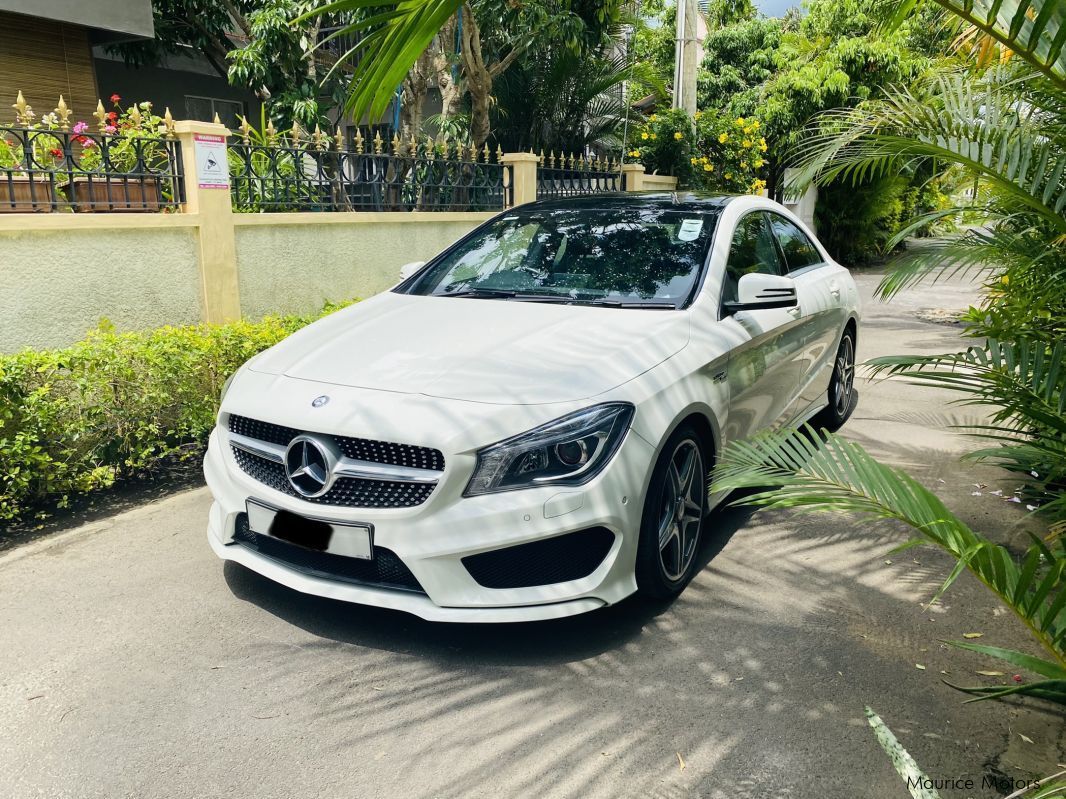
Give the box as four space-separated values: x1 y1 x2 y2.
0 217 202 351
0 211 492 353
234 213 493 319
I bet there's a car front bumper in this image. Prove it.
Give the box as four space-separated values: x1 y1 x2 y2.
203 424 654 622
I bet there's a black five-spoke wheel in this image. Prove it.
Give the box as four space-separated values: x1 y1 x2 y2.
637 425 708 599
814 327 857 431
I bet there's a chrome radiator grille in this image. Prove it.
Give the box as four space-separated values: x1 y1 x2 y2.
227 414 444 508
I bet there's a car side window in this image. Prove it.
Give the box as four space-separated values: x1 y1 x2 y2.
768 214 823 273
722 212 784 305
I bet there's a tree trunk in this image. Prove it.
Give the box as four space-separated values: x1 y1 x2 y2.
402 47 435 138
459 8 493 146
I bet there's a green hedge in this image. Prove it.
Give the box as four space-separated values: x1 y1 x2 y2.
0 302 354 521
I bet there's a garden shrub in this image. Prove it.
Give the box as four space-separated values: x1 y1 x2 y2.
0 301 354 520
627 107 768 193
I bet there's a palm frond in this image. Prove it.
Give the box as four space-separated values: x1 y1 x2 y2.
710 427 1066 671
887 0 1066 89
301 0 465 123
792 68 1066 234
865 708 943 799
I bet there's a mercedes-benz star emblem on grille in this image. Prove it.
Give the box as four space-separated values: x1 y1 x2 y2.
284 435 335 497
311 395 330 408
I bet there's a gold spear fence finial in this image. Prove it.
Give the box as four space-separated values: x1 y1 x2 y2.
290 121 302 147
54 95 71 131
130 105 143 127
426 134 436 160
539 149 545 166
354 128 364 154
163 107 176 138
482 142 490 163
239 115 252 145
93 99 107 132
391 132 401 156
496 144 504 163
373 130 384 154
334 127 345 151
313 124 327 151
468 142 478 162
13 91 34 125
213 111 222 125
265 119 277 145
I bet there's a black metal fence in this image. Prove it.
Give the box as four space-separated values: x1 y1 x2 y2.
0 124 185 213
536 154 621 199
228 133 511 213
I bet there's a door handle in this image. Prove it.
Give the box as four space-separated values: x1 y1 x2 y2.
829 282 841 298
787 306 801 316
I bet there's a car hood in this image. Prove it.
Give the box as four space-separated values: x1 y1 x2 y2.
248 292 690 405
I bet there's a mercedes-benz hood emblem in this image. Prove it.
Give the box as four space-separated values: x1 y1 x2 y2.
284 435 335 497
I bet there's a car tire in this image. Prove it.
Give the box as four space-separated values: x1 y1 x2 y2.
812 327 857 432
635 424 709 600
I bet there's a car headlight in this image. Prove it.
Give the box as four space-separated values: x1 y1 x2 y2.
464 402 634 496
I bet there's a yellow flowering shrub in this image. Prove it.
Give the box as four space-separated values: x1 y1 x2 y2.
627 108 767 194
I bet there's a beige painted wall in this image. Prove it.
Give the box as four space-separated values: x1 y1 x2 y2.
0 221 202 352
234 212 494 318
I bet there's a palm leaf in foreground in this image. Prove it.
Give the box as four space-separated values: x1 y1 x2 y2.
710 427 1066 698
301 0 465 123
867 339 1066 519
865 707 942 799
867 706 1066 798
887 0 1066 90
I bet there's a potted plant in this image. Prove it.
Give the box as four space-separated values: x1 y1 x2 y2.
67 96 169 212
0 111 65 213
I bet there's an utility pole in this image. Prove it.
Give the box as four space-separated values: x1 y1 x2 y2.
672 0 698 115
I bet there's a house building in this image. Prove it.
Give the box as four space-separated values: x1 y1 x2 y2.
0 0 265 128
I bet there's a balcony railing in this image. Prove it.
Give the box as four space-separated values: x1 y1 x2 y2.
1 95 185 213
228 128 511 213
536 153 622 199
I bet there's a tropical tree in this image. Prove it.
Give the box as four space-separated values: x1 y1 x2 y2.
310 0 619 145
110 0 350 126
492 29 661 155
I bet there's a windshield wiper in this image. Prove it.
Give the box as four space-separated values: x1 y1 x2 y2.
443 289 572 303
444 288 519 299
574 299 679 309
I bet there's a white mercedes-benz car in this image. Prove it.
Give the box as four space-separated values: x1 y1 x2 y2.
205 192 859 622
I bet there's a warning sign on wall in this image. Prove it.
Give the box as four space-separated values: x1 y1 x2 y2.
193 134 229 189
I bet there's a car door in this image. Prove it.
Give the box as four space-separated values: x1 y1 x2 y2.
767 213 848 414
718 211 807 443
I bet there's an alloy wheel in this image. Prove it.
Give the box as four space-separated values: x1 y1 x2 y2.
657 439 705 582
833 335 855 417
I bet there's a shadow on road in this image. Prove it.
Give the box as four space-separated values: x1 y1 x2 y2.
222 503 757 665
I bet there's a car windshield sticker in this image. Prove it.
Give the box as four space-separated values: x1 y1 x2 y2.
677 218 703 242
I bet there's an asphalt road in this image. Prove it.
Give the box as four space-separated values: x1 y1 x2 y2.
2 271 1063 799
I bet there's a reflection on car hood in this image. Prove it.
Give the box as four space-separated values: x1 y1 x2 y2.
248 292 690 405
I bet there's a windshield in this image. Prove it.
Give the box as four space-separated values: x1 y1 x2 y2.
403 207 718 308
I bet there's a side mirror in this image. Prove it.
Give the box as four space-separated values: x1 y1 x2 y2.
399 261 426 281
724 273 798 313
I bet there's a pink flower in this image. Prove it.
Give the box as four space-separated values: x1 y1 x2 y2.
104 125 117 135
72 121 89 135
110 93 121 105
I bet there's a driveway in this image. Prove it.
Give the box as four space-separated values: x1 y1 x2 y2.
1 271 1062 799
